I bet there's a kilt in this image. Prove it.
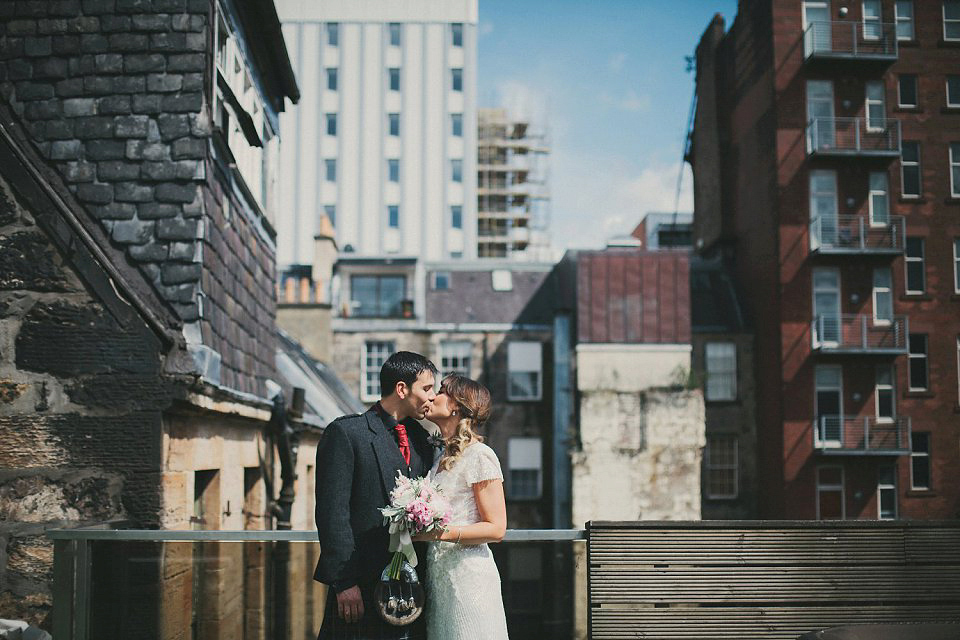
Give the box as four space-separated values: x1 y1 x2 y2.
317 583 427 640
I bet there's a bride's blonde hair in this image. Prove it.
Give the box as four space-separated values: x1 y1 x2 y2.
438 374 492 472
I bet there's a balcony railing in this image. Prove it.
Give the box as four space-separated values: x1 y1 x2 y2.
807 117 901 156
810 215 905 254
813 415 911 455
811 314 908 354
803 20 898 61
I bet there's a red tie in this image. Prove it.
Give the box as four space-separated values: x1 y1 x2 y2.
394 423 411 466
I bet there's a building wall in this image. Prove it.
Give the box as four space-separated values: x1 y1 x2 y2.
276 0 479 267
277 303 334 363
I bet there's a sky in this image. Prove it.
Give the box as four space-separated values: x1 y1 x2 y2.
477 0 739 254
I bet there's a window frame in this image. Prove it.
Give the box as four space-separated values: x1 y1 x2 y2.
908 333 929 391
862 0 882 41
953 238 960 293
387 205 400 229
816 465 846 520
868 171 890 225
705 342 738 402
451 205 463 229
324 158 336 182
323 204 336 227
865 81 886 132
945 0 960 41
431 271 451 291
507 341 543 401
326 22 339 47
326 67 338 92
897 74 918 109
388 22 401 47
872 267 893 325
705 434 739 500
387 158 400 183
451 113 463 137
910 431 931 490
451 22 464 47
900 141 921 198
360 340 394 402
895 0 915 41
948 76 960 108
388 67 400 92
438 340 472 379
877 463 898 520
451 68 463 92
904 236 926 294
451 159 463 183
507 437 543 500
325 113 337 137
952 143 960 198
388 113 400 137
875 365 896 423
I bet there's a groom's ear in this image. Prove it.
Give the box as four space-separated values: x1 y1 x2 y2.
395 380 408 399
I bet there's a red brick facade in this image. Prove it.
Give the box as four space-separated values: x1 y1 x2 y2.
692 0 960 519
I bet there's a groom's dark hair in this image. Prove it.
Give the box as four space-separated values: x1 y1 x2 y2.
380 351 438 397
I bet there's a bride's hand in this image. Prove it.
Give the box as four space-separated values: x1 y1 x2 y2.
412 528 445 542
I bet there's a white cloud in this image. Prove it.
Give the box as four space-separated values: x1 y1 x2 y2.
608 52 628 72
599 90 651 113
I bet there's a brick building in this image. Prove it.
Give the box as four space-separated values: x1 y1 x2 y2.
690 0 960 520
0 0 361 634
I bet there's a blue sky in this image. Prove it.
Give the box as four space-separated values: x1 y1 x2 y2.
478 0 738 254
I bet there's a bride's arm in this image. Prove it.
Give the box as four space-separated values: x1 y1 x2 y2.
419 479 507 545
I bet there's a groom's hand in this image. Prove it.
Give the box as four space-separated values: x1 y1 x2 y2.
337 585 364 623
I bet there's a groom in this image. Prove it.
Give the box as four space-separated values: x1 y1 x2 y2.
314 351 438 639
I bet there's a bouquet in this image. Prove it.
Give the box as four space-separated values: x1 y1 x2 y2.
379 471 452 580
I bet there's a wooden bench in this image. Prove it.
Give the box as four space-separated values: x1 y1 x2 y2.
587 520 960 640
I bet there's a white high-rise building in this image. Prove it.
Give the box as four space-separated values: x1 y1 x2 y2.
275 0 479 272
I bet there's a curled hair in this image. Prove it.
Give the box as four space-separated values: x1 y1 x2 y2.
438 374 492 472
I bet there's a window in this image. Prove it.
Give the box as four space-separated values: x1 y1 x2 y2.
905 237 925 294
875 365 895 422
451 113 463 137
326 22 339 47
325 113 337 136
451 159 463 183
503 546 541 614
895 0 915 40
431 271 450 291
388 158 399 183
361 340 394 401
324 158 336 182
908 333 928 390
865 81 885 131
952 143 960 197
945 0 960 40
705 342 737 401
948 76 960 107
492 269 513 291
388 22 401 47
507 342 542 401
862 0 882 40
877 464 897 520
954 238 960 292
816 466 845 520
387 205 399 229
451 22 463 47
815 365 843 448
705 435 738 499
389 68 400 92
508 437 542 499
451 68 463 92
351 276 405 319
326 67 337 91
897 74 917 108
451 205 463 229
388 113 400 136
910 432 930 489
900 141 921 198
324 204 336 227
957 337 960 401
872 267 893 324
439 341 471 378
868 172 889 225
810 170 838 247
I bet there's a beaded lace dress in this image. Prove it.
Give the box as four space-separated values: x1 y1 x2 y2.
426 442 509 639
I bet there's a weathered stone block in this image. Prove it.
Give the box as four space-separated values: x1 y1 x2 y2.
147 72 181 92
82 0 116 15
189 110 212 137
113 75 146 94
50 139 82 160
23 36 52 57
132 14 171 31
35 18 68 34
131 93 161 114
115 0 152 13
166 53 204 72
23 99 59 120
55 77 84 97
7 20 38 36
155 182 197 203
86 139 131 162
15 81 54 100
73 116 114 139
160 92 201 113
156 217 197 241
150 32 186 51
114 114 149 138
97 94 132 114
138 202 179 219
128 241 168 261
76 182 113 204
171 14 205 32
51 35 81 55
62 97 96 117
124 53 166 74
67 54 96 76
82 74 113 95
168 240 196 261
32 57 68 79
108 33 148 52
64 16 101 33
175 160 200 179
94 52 123 74
88 201 136 220
114 181 153 202
185 32 206 52
140 142 169 161
80 33 109 53
157 113 190 140
62 160 96 182
140 161 177 181
172 301 199 321
97 160 140 181
180 72 202 92
161 262 201 284
111 218 153 244
99 14 131 32
171 136 204 159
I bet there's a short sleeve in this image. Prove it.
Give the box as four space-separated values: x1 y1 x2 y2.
464 444 503 485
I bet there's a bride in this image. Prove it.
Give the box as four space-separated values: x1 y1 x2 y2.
413 374 509 639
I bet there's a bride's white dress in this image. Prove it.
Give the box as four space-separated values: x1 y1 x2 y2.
426 442 509 639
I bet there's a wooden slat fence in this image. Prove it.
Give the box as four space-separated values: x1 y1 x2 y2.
587 520 960 640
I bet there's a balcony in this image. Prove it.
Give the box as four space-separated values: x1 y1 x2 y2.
810 215 905 255
813 415 911 455
807 117 901 157
803 21 898 62
811 314 908 354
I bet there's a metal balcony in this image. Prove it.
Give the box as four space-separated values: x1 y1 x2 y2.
804 21 898 62
809 215 905 255
807 118 901 157
813 415 911 455
811 314 908 354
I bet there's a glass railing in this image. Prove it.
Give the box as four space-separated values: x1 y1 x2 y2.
813 415 911 454
48 528 585 640
806 117 901 156
804 21 898 60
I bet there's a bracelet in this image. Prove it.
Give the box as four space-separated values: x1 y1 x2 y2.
455 527 462 544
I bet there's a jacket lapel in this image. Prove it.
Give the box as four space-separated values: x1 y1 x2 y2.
367 411 407 499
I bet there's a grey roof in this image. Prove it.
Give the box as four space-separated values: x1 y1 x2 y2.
425 268 558 325
690 256 747 333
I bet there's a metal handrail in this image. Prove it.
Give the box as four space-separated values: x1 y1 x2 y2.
803 20 898 58
807 117 901 154
813 414 911 452
46 528 586 542
811 313 908 351
809 214 905 252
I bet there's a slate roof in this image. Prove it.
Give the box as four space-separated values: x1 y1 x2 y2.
424 264 558 326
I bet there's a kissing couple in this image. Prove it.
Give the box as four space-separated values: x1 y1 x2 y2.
314 351 509 639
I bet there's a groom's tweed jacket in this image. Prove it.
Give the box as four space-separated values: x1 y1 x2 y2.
314 406 433 639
